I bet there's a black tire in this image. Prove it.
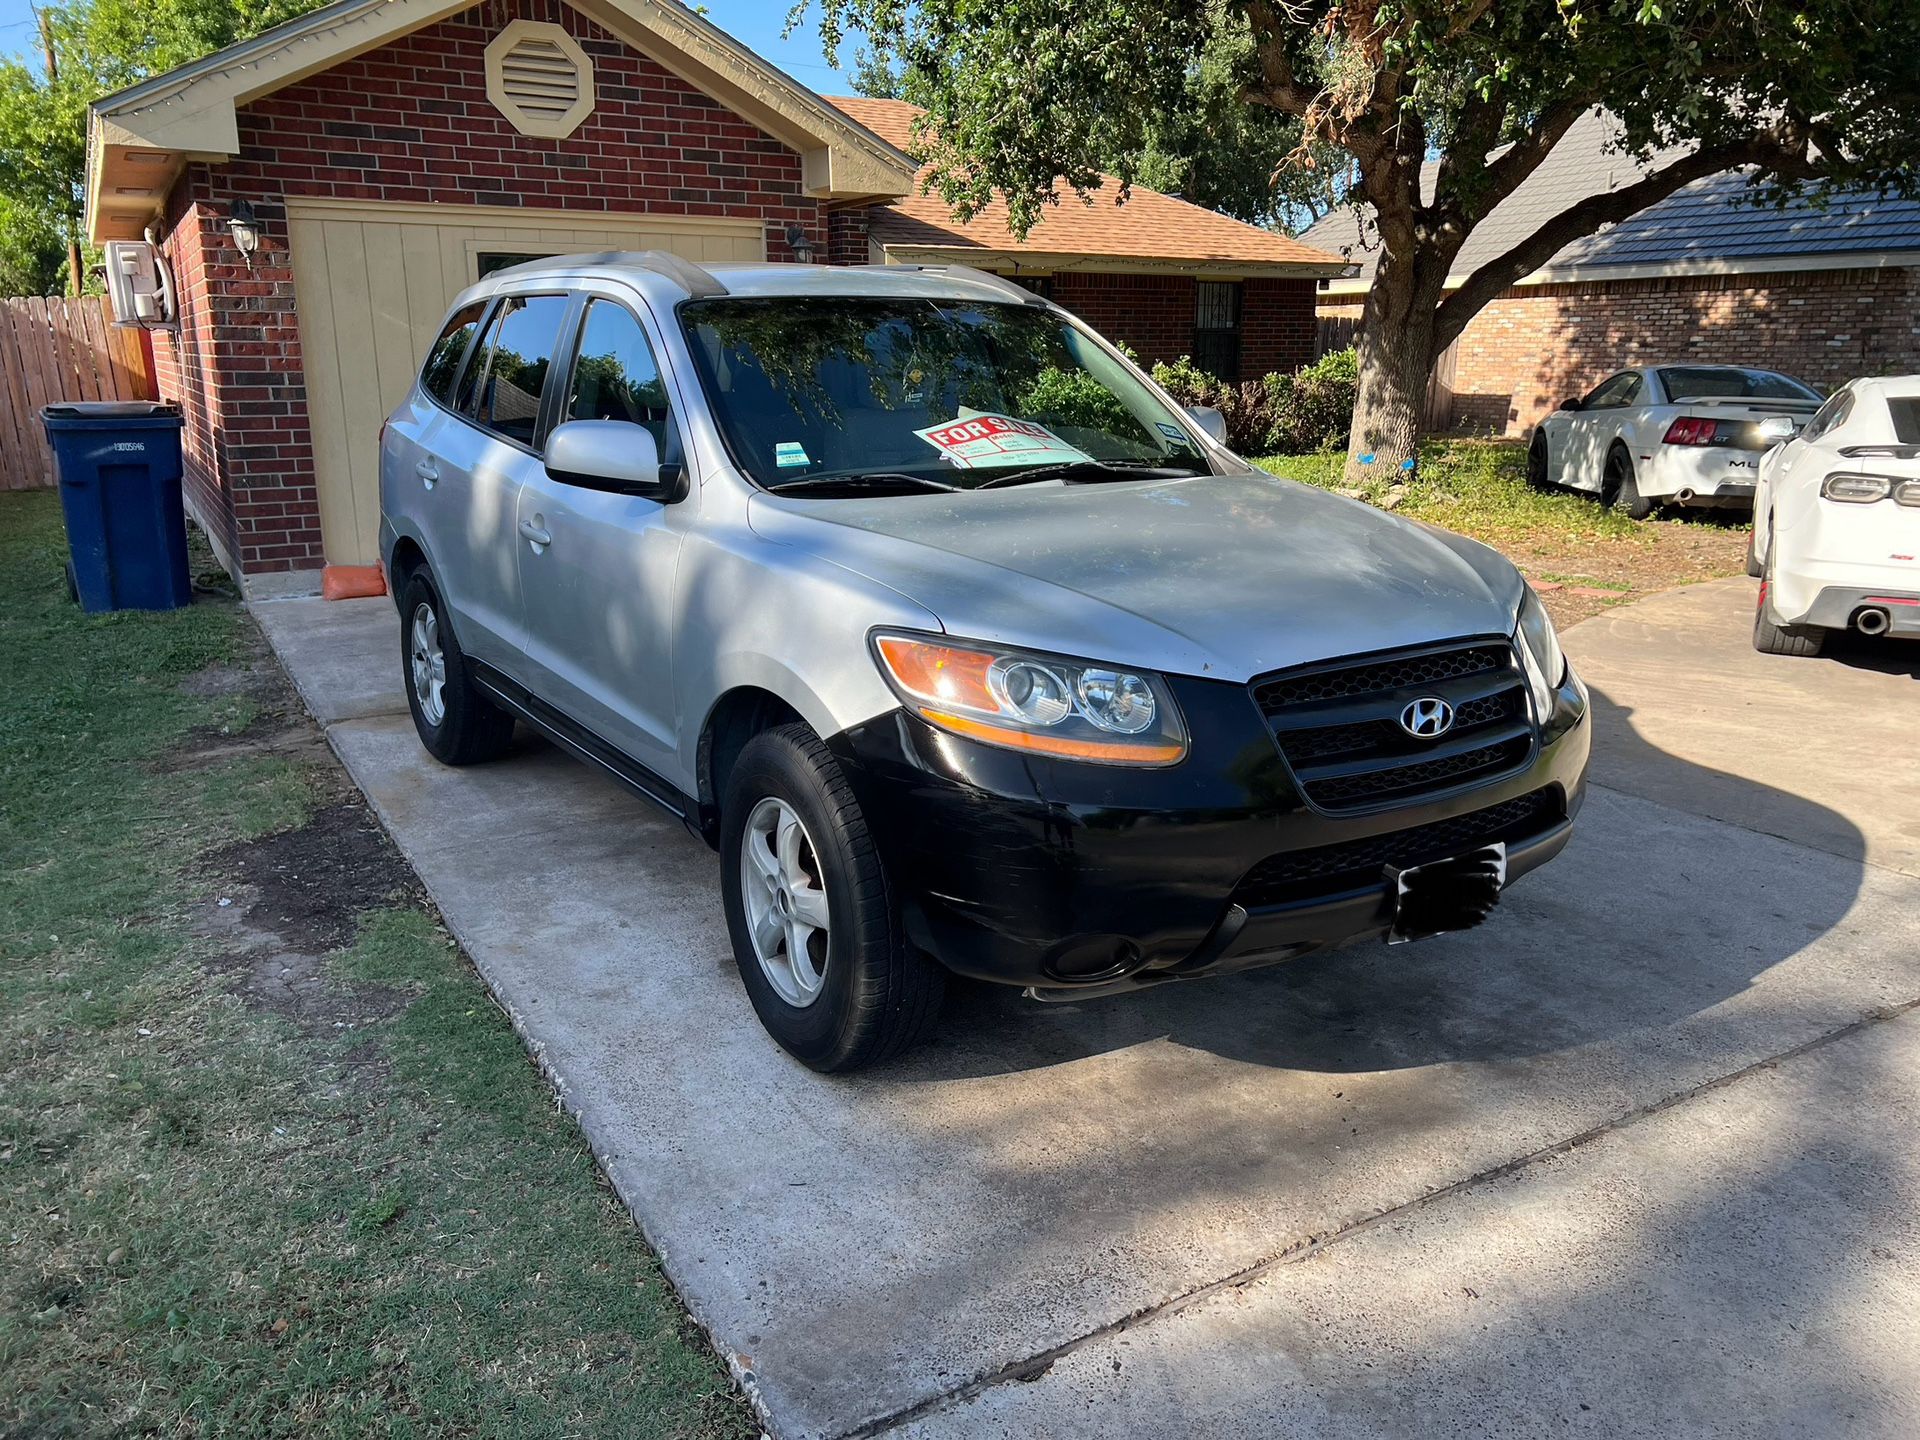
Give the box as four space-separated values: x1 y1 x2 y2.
399 569 516 764
1526 431 1551 491
1604 447 1655 520
1752 543 1824 657
719 723 943 1072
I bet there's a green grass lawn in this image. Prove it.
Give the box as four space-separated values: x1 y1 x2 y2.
0 490 753 1439
1256 439 1648 549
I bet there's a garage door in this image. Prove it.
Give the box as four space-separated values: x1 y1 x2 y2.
286 199 764 565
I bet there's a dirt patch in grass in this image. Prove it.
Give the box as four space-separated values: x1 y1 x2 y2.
205 800 418 955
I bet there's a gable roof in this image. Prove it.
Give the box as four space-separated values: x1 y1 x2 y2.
827 96 1346 278
86 0 917 243
1300 108 1920 296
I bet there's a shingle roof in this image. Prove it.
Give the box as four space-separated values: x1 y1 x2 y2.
1298 108 1920 290
826 96 1347 275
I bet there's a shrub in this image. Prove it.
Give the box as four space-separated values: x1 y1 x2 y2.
1149 347 1359 455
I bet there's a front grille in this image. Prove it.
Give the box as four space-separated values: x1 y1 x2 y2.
1231 788 1561 909
1253 640 1535 811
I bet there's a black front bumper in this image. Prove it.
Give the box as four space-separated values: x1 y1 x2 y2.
827 664 1592 992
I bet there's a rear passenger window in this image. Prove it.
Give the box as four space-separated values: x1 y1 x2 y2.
456 294 570 448
421 302 484 403
566 300 671 452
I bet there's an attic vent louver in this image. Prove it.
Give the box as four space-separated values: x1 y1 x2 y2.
484 20 594 139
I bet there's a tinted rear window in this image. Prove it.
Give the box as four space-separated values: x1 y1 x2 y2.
1889 396 1920 444
421 303 484 403
457 294 571 448
1658 367 1820 401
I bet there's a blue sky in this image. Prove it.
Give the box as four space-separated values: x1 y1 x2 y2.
0 1 867 92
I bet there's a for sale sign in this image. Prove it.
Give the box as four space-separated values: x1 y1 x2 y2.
914 413 1093 469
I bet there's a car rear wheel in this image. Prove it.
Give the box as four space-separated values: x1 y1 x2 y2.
720 723 943 1072
400 569 516 764
1752 542 1824 657
1603 447 1655 520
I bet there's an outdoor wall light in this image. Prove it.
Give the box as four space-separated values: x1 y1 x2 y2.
785 223 817 264
227 200 260 265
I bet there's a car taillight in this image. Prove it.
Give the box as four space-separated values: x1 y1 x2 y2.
1662 417 1719 446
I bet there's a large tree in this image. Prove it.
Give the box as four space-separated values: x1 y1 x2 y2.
0 0 325 296
812 0 1920 478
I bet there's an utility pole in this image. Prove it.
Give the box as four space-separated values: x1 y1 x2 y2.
35 7 84 297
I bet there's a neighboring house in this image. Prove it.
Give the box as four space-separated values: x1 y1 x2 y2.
824 97 1343 384
1299 109 1920 436
81 0 1343 585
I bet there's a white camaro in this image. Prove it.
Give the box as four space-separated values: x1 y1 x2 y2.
1749 374 1920 656
1528 364 1823 517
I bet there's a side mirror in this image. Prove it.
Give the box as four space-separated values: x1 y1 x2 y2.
1559 395 1583 413
544 420 686 501
1185 404 1228 446
1756 415 1799 444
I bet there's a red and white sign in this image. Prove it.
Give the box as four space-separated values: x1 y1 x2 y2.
914 413 1092 469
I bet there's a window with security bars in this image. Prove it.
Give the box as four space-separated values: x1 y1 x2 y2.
1193 280 1243 381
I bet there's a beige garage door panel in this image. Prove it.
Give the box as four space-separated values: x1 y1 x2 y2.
287 202 764 565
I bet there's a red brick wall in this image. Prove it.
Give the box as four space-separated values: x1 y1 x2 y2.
1047 271 1317 376
1441 266 1920 434
156 0 826 574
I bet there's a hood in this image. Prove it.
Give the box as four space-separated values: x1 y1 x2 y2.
746 473 1526 682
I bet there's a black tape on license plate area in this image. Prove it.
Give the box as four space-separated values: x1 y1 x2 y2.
1387 843 1508 944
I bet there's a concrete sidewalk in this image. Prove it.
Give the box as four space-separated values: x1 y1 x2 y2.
252 578 1920 1439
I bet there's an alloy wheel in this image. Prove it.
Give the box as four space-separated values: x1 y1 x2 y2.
409 602 447 727
739 796 831 1008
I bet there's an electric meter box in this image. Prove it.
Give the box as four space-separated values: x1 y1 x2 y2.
103 241 172 328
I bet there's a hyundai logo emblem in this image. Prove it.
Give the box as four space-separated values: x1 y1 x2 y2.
1399 696 1454 739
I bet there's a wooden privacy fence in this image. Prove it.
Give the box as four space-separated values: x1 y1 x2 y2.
0 296 156 492
1316 312 1461 432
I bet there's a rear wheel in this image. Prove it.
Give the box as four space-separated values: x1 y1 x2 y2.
1604 447 1655 520
1752 542 1824 657
400 569 516 764
720 723 943 1071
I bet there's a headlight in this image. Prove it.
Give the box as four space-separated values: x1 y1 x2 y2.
871 632 1188 766
1515 587 1566 722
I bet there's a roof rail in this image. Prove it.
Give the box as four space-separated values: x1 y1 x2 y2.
891 263 1048 306
487 250 729 298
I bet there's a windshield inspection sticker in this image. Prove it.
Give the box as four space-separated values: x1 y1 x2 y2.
774 441 811 468
1155 420 1195 450
914 413 1092 469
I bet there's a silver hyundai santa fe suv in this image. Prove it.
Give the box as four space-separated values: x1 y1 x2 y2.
381 254 1591 1071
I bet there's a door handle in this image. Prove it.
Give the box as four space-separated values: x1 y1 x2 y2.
519 518 552 549
415 460 439 488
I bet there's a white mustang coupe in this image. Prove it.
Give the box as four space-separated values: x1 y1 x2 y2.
1528 364 1823 518
1749 374 1920 656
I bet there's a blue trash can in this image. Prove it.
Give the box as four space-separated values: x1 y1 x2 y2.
41 401 190 613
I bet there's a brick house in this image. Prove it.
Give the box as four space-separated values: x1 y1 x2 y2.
1299 109 1920 436
83 0 1342 586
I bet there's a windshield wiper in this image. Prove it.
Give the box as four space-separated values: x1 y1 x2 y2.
971 459 1206 490
765 472 959 497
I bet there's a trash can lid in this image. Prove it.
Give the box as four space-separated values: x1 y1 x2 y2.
40 400 182 420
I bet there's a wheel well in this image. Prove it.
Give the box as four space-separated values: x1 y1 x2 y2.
388 537 426 610
696 687 805 848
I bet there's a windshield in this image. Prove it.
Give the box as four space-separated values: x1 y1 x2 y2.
1657 367 1821 402
678 297 1207 490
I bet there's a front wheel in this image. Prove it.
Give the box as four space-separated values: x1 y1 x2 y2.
1526 431 1551 491
720 724 943 1072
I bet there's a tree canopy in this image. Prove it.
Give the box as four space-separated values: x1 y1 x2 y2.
0 0 326 295
811 0 1920 474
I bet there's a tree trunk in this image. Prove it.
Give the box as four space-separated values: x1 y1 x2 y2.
1343 251 1443 486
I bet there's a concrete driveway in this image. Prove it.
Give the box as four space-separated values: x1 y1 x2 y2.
253 577 1920 1439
